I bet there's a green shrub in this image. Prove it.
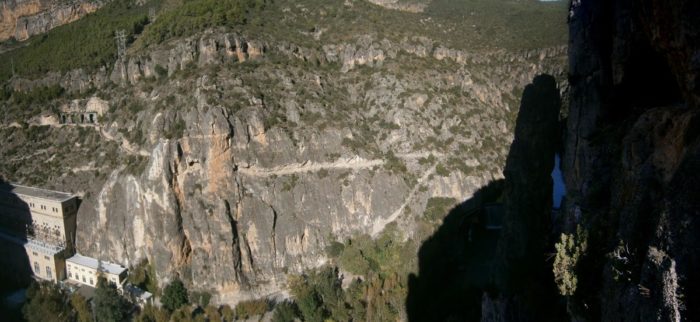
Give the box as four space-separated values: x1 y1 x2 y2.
189 291 212 307
154 64 168 77
161 278 189 311
435 163 450 177
272 301 300 322
423 197 457 223
235 298 270 319
220 304 234 322
164 118 187 139
553 226 588 296
325 241 345 258
289 267 348 322
384 151 407 175
23 281 72 322
70 293 91 322
94 277 131 322
135 304 170 322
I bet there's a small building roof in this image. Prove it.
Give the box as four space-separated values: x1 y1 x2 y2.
67 253 127 276
0 184 75 203
124 284 153 302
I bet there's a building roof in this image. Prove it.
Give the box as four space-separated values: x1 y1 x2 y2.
0 184 75 203
67 253 127 276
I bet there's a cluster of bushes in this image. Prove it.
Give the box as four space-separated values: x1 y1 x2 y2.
422 197 458 223
383 151 407 175
134 278 274 322
280 225 419 321
553 226 588 296
136 0 267 47
23 278 130 322
277 264 409 322
128 259 159 295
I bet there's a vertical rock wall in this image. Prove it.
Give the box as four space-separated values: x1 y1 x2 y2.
564 0 700 320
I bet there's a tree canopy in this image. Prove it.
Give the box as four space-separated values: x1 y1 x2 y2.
161 278 189 312
23 281 72 322
94 277 131 322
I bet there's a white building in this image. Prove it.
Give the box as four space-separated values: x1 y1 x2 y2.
66 254 127 289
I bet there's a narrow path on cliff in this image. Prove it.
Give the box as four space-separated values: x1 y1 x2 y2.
370 163 437 236
237 151 441 177
95 126 150 157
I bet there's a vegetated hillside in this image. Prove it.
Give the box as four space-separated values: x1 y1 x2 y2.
0 0 568 317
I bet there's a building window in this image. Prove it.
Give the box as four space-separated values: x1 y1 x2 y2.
82 276 86 283
90 278 94 285
34 262 40 274
46 267 52 279
32 252 38 256
68 271 72 278
44 256 50 260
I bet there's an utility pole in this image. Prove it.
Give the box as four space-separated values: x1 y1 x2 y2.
115 30 127 61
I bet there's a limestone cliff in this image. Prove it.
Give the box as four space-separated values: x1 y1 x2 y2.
66 32 566 304
0 26 566 305
0 0 105 42
563 0 700 320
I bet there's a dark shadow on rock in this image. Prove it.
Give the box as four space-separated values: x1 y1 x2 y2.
0 178 34 320
406 179 504 321
406 74 566 321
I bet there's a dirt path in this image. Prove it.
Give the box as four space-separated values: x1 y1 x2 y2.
370 163 437 236
238 151 441 177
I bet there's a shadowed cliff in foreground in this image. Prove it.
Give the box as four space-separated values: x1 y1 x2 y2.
406 74 564 321
562 0 700 320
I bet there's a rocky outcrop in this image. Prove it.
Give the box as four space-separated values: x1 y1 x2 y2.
0 0 106 41
563 0 700 320
110 32 266 85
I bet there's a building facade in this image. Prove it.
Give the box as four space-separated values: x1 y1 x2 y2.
25 239 67 282
66 254 127 289
0 184 78 282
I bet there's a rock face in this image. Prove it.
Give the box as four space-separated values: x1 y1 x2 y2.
61 32 566 304
0 0 106 41
0 4 567 307
564 0 700 320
